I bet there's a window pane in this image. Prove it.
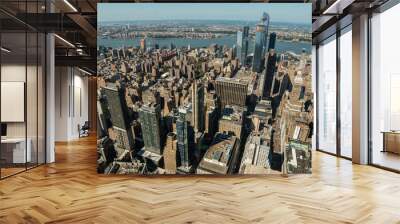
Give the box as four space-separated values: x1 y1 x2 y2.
1 31 28 177
317 35 337 154
340 28 352 158
371 3 400 171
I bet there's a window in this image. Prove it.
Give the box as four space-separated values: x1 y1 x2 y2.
317 35 337 154
0 1 46 179
339 26 352 158
370 3 400 171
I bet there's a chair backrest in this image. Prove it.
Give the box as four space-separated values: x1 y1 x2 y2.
83 121 90 129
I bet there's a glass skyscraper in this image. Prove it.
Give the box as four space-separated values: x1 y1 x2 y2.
176 107 193 169
262 12 270 52
252 12 269 73
268 32 276 51
236 26 249 64
252 23 267 73
192 81 205 132
262 32 278 98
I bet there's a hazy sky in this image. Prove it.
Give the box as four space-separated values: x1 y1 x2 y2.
98 3 311 24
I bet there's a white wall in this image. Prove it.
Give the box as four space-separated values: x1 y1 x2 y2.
55 66 69 141
1 64 26 139
1 62 46 164
55 66 89 141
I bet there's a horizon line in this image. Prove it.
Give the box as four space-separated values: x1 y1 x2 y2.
98 19 311 25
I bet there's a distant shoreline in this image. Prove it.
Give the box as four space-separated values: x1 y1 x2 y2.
98 20 311 27
99 36 311 45
97 36 312 55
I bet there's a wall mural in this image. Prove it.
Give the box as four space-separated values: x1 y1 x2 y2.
97 3 313 175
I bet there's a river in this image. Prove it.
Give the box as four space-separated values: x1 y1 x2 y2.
98 35 311 55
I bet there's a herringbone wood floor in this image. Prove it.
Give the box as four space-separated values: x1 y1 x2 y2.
1 136 400 224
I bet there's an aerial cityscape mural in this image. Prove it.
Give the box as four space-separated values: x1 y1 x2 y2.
97 3 313 175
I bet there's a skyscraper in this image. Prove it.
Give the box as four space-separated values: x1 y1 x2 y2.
252 23 267 73
252 12 270 73
268 32 276 51
262 49 277 98
139 103 163 155
176 106 194 172
261 12 269 51
299 48 307 70
163 132 178 174
236 26 249 64
192 80 205 132
140 38 146 51
102 84 135 154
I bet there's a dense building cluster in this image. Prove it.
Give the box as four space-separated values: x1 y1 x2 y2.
97 12 312 175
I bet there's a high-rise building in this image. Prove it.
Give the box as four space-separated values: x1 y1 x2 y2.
236 26 249 64
163 132 178 174
261 12 270 48
252 13 270 73
102 85 135 155
263 32 278 100
176 106 194 172
139 103 163 155
299 48 307 70
192 80 205 132
215 77 248 108
204 92 220 140
205 106 218 139
140 38 146 51
97 91 110 138
262 50 277 98
237 32 242 60
268 32 276 51
252 23 267 73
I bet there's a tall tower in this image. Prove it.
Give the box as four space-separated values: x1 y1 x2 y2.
139 103 163 155
262 32 278 99
261 12 270 53
176 106 194 171
192 80 204 132
299 48 307 70
252 23 266 73
236 26 249 64
263 51 277 99
163 132 177 174
237 31 243 61
102 84 135 154
268 32 276 51
252 12 270 73
140 37 146 51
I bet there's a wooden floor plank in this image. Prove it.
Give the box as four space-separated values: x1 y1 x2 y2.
0 135 399 223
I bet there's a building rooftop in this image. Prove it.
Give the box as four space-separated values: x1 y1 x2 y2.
216 76 249 86
197 133 237 174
